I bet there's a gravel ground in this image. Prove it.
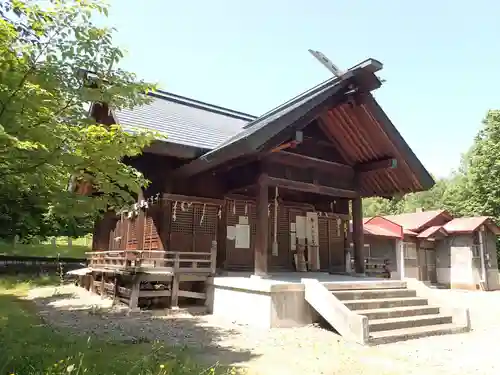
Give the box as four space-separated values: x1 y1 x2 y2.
26 285 500 375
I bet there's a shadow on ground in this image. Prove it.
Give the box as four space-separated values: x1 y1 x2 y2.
24 284 259 368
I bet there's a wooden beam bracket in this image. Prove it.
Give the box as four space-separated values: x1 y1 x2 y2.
355 157 397 173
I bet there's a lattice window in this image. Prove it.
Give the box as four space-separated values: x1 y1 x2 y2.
126 218 138 250
171 203 194 233
227 200 256 235
193 204 218 235
143 212 161 251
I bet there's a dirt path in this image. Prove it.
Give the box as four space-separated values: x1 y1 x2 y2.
26 285 500 375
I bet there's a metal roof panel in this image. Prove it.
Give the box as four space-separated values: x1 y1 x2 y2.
114 92 253 150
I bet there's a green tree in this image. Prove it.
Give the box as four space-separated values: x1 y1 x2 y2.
461 110 500 221
0 0 157 240
363 196 401 217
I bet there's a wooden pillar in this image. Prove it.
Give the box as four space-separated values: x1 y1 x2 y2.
129 275 140 310
352 196 365 274
100 274 105 298
254 174 269 276
396 239 405 279
135 190 146 251
478 226 489 290
170 252 180 309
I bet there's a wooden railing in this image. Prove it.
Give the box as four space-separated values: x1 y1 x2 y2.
86 243 217 274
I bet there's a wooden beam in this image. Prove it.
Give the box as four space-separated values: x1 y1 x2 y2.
266 151 354 175
355 158 397 173
162 193 225 206
262 175 358 199
254 173 269 276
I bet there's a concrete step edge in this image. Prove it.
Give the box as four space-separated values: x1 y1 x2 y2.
368 313 450 326
343 297 427 304
332 288 412 294
324 281 407 291
368 323 469 345
356 305 440 316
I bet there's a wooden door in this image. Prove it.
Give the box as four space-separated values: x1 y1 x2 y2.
193 203 218 253
426 250 437 284
224 200 255 270
418 249 428 281
318 216 345 272
288 207 308 271
169 202 219 254
268 205 293 271
169 203 194 252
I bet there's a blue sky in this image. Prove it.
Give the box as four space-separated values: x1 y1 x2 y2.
106 0 500 178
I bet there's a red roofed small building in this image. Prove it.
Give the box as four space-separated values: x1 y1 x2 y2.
362 210 500 291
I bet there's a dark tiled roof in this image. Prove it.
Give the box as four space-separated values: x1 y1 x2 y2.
114 91 255 150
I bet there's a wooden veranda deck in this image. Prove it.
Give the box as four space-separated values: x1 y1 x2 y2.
79 246 217 310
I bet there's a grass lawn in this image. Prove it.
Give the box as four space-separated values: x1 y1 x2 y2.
0 276 231 375
0 241 90 258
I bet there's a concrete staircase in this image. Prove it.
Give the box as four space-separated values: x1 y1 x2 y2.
325 280 470 344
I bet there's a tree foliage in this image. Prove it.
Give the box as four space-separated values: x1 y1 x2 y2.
0 0 157 240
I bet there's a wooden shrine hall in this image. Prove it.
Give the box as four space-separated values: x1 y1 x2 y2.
84 58 435 311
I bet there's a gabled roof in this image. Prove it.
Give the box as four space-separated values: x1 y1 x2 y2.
364 216 403 239
176 59 380 172
383 210 452 232
351 219 402 239
443 217 500 235
417 225 448 239
172 58 434 196
114 91 255 150
108 58 434 197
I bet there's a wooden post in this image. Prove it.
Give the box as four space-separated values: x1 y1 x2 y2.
210 240 217 274
396 239 405 279
352 197 365 274
135 191 146 251
90 272 97 293
478 226 489 290
113 276 118 304
254 174 269 276
170 252 180 309
204 276 214 313
129 275 140 310
100 274 105 298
